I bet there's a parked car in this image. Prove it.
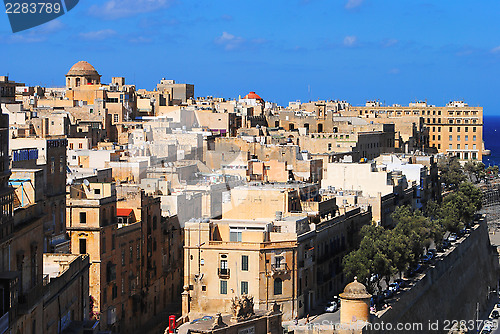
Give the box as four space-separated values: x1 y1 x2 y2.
394 278 408 288
437 240 451 252
383 289 394 299
407 264 422 277
427 249 436 258
490 309 499 319
420 254 431 264
448 233 457 242
457 228 467 238
325 300 339 313
388 283 400 293
371 293 385 306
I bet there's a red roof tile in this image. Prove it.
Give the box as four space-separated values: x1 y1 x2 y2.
116 208 133 217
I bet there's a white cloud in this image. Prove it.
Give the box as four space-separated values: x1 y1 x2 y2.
35 20 66 34
383 38 398 47
79 29 117 41
251 38 268 45
0 19 66 44
2 34 46 43
343 35 357 47
345 0 364 9
491 46 500 54
129 36 153 43
89 0 174 19
215 32 245 51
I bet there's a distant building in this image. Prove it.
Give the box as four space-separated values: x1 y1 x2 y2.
156 78 194 104
239 91 264 108
321 161 416 226
0 75 24 104
347 100 484 161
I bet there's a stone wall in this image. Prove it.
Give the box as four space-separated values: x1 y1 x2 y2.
368 220 498 334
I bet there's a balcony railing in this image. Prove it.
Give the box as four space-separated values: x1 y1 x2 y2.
218 268 230 278
271 263 289 272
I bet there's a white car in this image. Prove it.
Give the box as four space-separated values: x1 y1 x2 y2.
448 233 457 242
325 301 339 312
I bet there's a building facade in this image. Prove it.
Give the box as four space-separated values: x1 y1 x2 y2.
347 101 483 161
183 205 371 321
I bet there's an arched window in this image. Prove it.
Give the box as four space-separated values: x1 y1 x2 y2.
274 278 283 295
318 124 323 133
76 78 80 87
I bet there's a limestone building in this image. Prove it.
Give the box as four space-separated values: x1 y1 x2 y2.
183 204 371 321
346 100 484 161
0 108 92 334
156 78 194 104
10 137 69 252
66 181 183 333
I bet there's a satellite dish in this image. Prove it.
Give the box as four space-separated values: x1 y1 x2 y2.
83 179 90 187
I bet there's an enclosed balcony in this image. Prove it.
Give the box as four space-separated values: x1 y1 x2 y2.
217 268 230 278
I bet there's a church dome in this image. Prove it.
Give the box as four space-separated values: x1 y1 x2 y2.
339 277 371 300
66 61 100 77
243 91 263 100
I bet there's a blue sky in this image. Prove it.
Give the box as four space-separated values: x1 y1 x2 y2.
1 0 500 113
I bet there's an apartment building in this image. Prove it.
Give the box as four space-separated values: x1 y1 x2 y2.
66 181 183 333
222 183 337 221
156 78 194 104
183 205 371 321
321 162 416 226
347 100 483 160
0 76 24 104
0 109 92 334
10 137 68 252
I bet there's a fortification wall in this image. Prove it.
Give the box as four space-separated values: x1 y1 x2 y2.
369 220 498 333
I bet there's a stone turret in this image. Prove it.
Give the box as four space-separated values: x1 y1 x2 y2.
339 277 371 325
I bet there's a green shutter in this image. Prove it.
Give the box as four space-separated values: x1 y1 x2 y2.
242 255 248 271
241 281 248 295
220 280 227 294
